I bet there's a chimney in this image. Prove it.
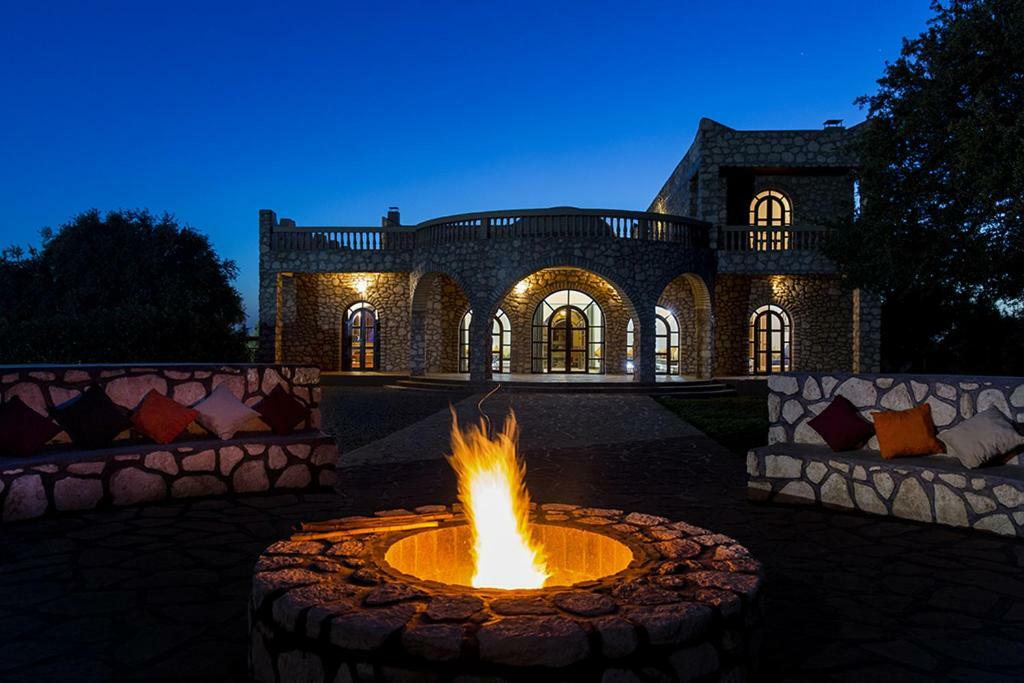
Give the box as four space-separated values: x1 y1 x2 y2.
823 119 844 129
385 207 401 226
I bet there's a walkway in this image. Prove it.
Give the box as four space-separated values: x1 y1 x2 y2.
1 388 1023 681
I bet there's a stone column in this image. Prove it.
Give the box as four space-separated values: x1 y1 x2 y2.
409 305 427 377
634 305 657 384
256 210 278 362
468 304 493 383
694 306 715 379
852 288 882 373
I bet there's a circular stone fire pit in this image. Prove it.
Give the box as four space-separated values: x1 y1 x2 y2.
250 504 763 682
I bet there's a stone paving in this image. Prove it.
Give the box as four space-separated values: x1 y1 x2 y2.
339 392 702 466
1 389 1024 681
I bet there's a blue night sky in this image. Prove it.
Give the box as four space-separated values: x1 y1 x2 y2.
1 1 934 325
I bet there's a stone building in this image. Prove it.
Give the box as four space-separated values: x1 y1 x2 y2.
258 118 880 383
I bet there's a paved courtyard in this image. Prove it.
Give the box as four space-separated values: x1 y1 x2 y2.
2 388 1024 681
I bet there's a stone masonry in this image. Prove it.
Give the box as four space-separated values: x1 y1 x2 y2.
259 118 880 379
748 372 1024 537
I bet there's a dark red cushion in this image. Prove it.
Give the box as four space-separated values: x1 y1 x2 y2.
131 390 199 444
253 385 308 436
0 397 61 457
52 385 132 449
808 395 875 452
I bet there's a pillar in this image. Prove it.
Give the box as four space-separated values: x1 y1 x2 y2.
468 303 493 383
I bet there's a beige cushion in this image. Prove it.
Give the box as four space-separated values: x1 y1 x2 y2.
937 408 1024 469
193 385 258 440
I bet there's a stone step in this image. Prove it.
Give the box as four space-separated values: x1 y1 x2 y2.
387 378 737 397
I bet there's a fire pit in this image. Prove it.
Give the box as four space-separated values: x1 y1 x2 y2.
250 412 763 681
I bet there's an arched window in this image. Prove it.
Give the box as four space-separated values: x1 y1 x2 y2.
749 305 791 374
342 302 378 371
459 309 512 374
625 306 680 376
532 290 604 373
749 190 792 250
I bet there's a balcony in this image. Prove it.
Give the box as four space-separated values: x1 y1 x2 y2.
267 208 711 252
716 225 829 252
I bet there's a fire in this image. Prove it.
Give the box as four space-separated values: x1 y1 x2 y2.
447 409 549 589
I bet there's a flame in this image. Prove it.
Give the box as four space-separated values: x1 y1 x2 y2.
447 409 549 589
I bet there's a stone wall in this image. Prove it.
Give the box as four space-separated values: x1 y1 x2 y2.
765 373 1024 448
749 373 1024 538
714 275 852 376
0 364 336 522
282 273 411 372
658 277 700 376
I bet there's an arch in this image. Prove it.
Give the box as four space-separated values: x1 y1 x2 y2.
749 189 792 250
657 272 714 379
341 301 378 370
749 304 792 374
409 270 472 376
459 307 512 373
532 290 604 373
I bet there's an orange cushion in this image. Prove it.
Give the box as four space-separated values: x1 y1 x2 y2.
131 390 199 445
871 403 946 460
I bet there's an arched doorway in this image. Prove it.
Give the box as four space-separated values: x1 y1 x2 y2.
532 290 604 373
459 308 512 373
749 304 791 374
342 302 378 370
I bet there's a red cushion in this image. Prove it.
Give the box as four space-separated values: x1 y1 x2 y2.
131 390 199 444
253 385 308 435
0 397 61 457
807 395 875 452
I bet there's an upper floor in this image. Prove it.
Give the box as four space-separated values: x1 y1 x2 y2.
260 118 861 277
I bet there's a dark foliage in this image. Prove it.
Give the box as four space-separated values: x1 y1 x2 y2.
0 209 247 363
825 0 1024 373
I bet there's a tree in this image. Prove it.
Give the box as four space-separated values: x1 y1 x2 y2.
825 0 1024 373
0 209 248 363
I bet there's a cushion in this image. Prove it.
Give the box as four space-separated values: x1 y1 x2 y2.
871 403 945 460
52 386 132 449
807 396 875 452
937 408 1024 469
131 390 199 445
0 397 61 457
193 385 258 440
253 385 308 435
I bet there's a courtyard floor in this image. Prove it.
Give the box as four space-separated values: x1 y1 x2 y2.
2 389 1024 681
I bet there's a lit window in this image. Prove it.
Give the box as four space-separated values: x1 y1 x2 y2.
459 309 511 373
532 290 604 373
749 305 791 374
343 302 378 370
748 190 792 250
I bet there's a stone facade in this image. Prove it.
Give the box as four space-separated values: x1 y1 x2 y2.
714 275 853 376
250 505 763 682
747 372 1024 537
0 364 337 522
259 118 880 380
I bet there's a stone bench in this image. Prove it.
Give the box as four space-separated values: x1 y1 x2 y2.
747 372 1024 537
0 364 339 522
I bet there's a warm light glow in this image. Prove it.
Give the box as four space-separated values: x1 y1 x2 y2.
514 280 529 295
354 278 369 295
447 409 549 589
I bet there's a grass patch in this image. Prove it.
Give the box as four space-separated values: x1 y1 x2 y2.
657 396 768 455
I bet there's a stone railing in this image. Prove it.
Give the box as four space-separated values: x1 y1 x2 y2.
0 364 337 522
270 226 416 251
268 208 711 252
717 225 828 252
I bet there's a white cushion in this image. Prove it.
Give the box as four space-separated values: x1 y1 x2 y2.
193 385 258 440
937 408 1024 469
